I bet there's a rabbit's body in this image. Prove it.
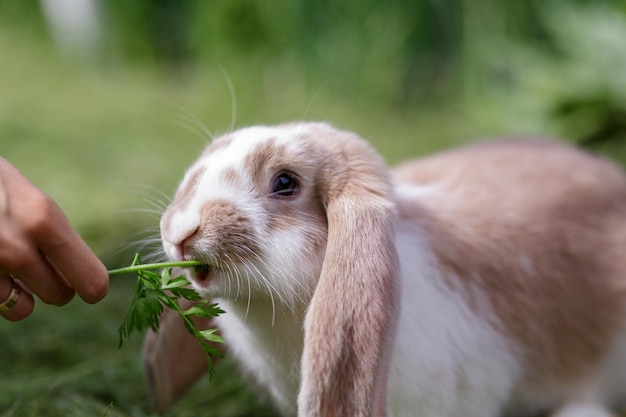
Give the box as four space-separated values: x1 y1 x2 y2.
150 123 626 417
389 139 626 417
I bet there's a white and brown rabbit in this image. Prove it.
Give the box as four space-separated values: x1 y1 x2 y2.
143 122 626 417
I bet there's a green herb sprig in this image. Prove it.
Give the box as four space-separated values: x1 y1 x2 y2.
109 254 224 375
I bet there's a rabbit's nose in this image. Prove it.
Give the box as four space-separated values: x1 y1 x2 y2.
174 226 200 260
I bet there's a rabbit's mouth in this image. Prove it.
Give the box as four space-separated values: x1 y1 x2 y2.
194 264 215 283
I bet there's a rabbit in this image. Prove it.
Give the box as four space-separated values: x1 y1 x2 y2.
143 122 626 417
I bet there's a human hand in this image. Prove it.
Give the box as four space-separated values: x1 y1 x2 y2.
0 158 109 321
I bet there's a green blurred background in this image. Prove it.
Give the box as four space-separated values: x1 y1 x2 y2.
1 1 626 416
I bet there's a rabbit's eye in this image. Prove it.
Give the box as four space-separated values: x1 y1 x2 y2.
271 172 299 197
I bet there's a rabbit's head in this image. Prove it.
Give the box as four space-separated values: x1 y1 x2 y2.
161 122 400 415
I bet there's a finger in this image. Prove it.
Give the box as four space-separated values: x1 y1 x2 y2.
41 234 109 304
0 275 35 321
16 192 109 304
38 225 109 304
0 159 108 303
0 229 75 306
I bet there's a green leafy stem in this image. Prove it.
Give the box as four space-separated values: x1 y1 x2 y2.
109 254 224 376
107 260 203 275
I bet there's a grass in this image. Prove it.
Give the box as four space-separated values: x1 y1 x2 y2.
1 4 626 415
0 278 276 417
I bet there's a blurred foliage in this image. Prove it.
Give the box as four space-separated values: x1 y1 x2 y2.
1 0 626 416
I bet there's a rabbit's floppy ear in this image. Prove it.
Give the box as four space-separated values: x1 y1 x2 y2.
142 297 218 413
298 128 400 417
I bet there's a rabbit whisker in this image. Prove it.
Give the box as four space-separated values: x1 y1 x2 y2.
173 114 213 144
218 66 238 135
244 253 278 327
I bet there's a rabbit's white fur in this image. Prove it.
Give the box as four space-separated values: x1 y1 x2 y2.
148 122 626 417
